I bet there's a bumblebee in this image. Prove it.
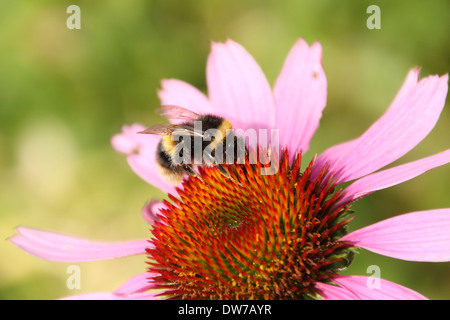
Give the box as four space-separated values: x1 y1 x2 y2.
139 105 246 184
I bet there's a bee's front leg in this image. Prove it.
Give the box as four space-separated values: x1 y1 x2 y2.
217 164 242 186
182 164 205 184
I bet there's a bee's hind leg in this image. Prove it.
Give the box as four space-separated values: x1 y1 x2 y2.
182 164 205 184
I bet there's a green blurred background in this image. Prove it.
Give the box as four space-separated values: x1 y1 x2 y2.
1 0 449 299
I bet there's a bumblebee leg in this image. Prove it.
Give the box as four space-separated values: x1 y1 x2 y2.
217 165 242 186
182 164 205 183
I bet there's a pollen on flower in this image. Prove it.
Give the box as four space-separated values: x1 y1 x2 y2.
146 149 355 300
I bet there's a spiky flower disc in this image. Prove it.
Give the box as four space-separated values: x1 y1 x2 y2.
147 150 354 299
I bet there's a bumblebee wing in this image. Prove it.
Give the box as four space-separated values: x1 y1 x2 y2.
138 123 203 137
171 125 204 137
138 123 181 135
156 105 200 122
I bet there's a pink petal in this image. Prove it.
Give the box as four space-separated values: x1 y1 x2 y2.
274 39 327 157
111 133 137 154
314 70 449 183
341 209 450 262
141 200 166 225
61 292 158 300
337 149 450 206
332 275 427 300
127 150 178 194
314 281 360 300
113 273 155 296
111 124 150 155
62 273 159 300
312 138 359 177
206 39 276 131
112 123 177 194
158 79 212 119
10 227 150 262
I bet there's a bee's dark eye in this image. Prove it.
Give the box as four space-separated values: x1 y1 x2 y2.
179 136 184 142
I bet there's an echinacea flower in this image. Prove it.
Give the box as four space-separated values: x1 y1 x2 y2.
10 38 450 300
